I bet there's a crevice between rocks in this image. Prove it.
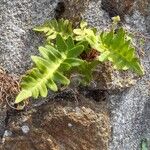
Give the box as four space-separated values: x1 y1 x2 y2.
101 0 135 20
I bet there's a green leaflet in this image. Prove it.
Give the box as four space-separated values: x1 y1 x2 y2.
79 60 99 85
33 19 73 42
15 35 84 103
141 139 149 150
73 27 97 47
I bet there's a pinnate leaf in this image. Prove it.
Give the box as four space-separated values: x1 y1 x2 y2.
15 35 84 103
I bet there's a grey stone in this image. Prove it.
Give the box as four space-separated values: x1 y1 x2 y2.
82 0 110 30
21 125 30 134
3 130 12 137
0 0 58 74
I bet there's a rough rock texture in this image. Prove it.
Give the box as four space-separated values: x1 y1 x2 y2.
0 0 58 74
0 0 150 150
0 94 110 150
55 0 90 26
0 69 19 137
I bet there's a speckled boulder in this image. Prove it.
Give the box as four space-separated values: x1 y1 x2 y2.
0 0 58 74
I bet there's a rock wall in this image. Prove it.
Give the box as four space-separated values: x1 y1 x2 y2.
0 0 150 150
0 94 110 150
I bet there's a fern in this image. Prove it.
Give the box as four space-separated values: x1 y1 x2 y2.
73 22 144 75
78 60 99 84
15 18 144 103
73 21 97 47
15 35 84 103
33 19 73 42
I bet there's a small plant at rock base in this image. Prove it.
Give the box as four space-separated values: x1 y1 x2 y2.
15 17 144 103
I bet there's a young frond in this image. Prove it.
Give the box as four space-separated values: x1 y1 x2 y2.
33 19 73 42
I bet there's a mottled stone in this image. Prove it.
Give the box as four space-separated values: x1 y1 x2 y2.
1 94 110 150
0 0 58 74
1 128 59 150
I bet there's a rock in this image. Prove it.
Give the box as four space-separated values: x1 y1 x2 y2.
55 0 90 26
101 0 135 19
3 130 12 137
0 0 58 74
0 109 7 138
1 93 110 150
21 125 30 134
0 0 150 149
1 128 59 150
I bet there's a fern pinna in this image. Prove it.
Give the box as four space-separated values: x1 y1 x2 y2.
33 19 73 42
15 35 84 103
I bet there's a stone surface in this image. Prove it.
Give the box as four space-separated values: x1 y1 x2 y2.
1 128 59 150
55 0 90 26
0 0 58 74
0 94 110 150
0 0 150 150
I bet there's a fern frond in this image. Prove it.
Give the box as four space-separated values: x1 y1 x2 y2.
33 19 73 42
15 35 84 103
98 28 144 75
73 22 97 47
141 139 149 150
74 22 144 75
